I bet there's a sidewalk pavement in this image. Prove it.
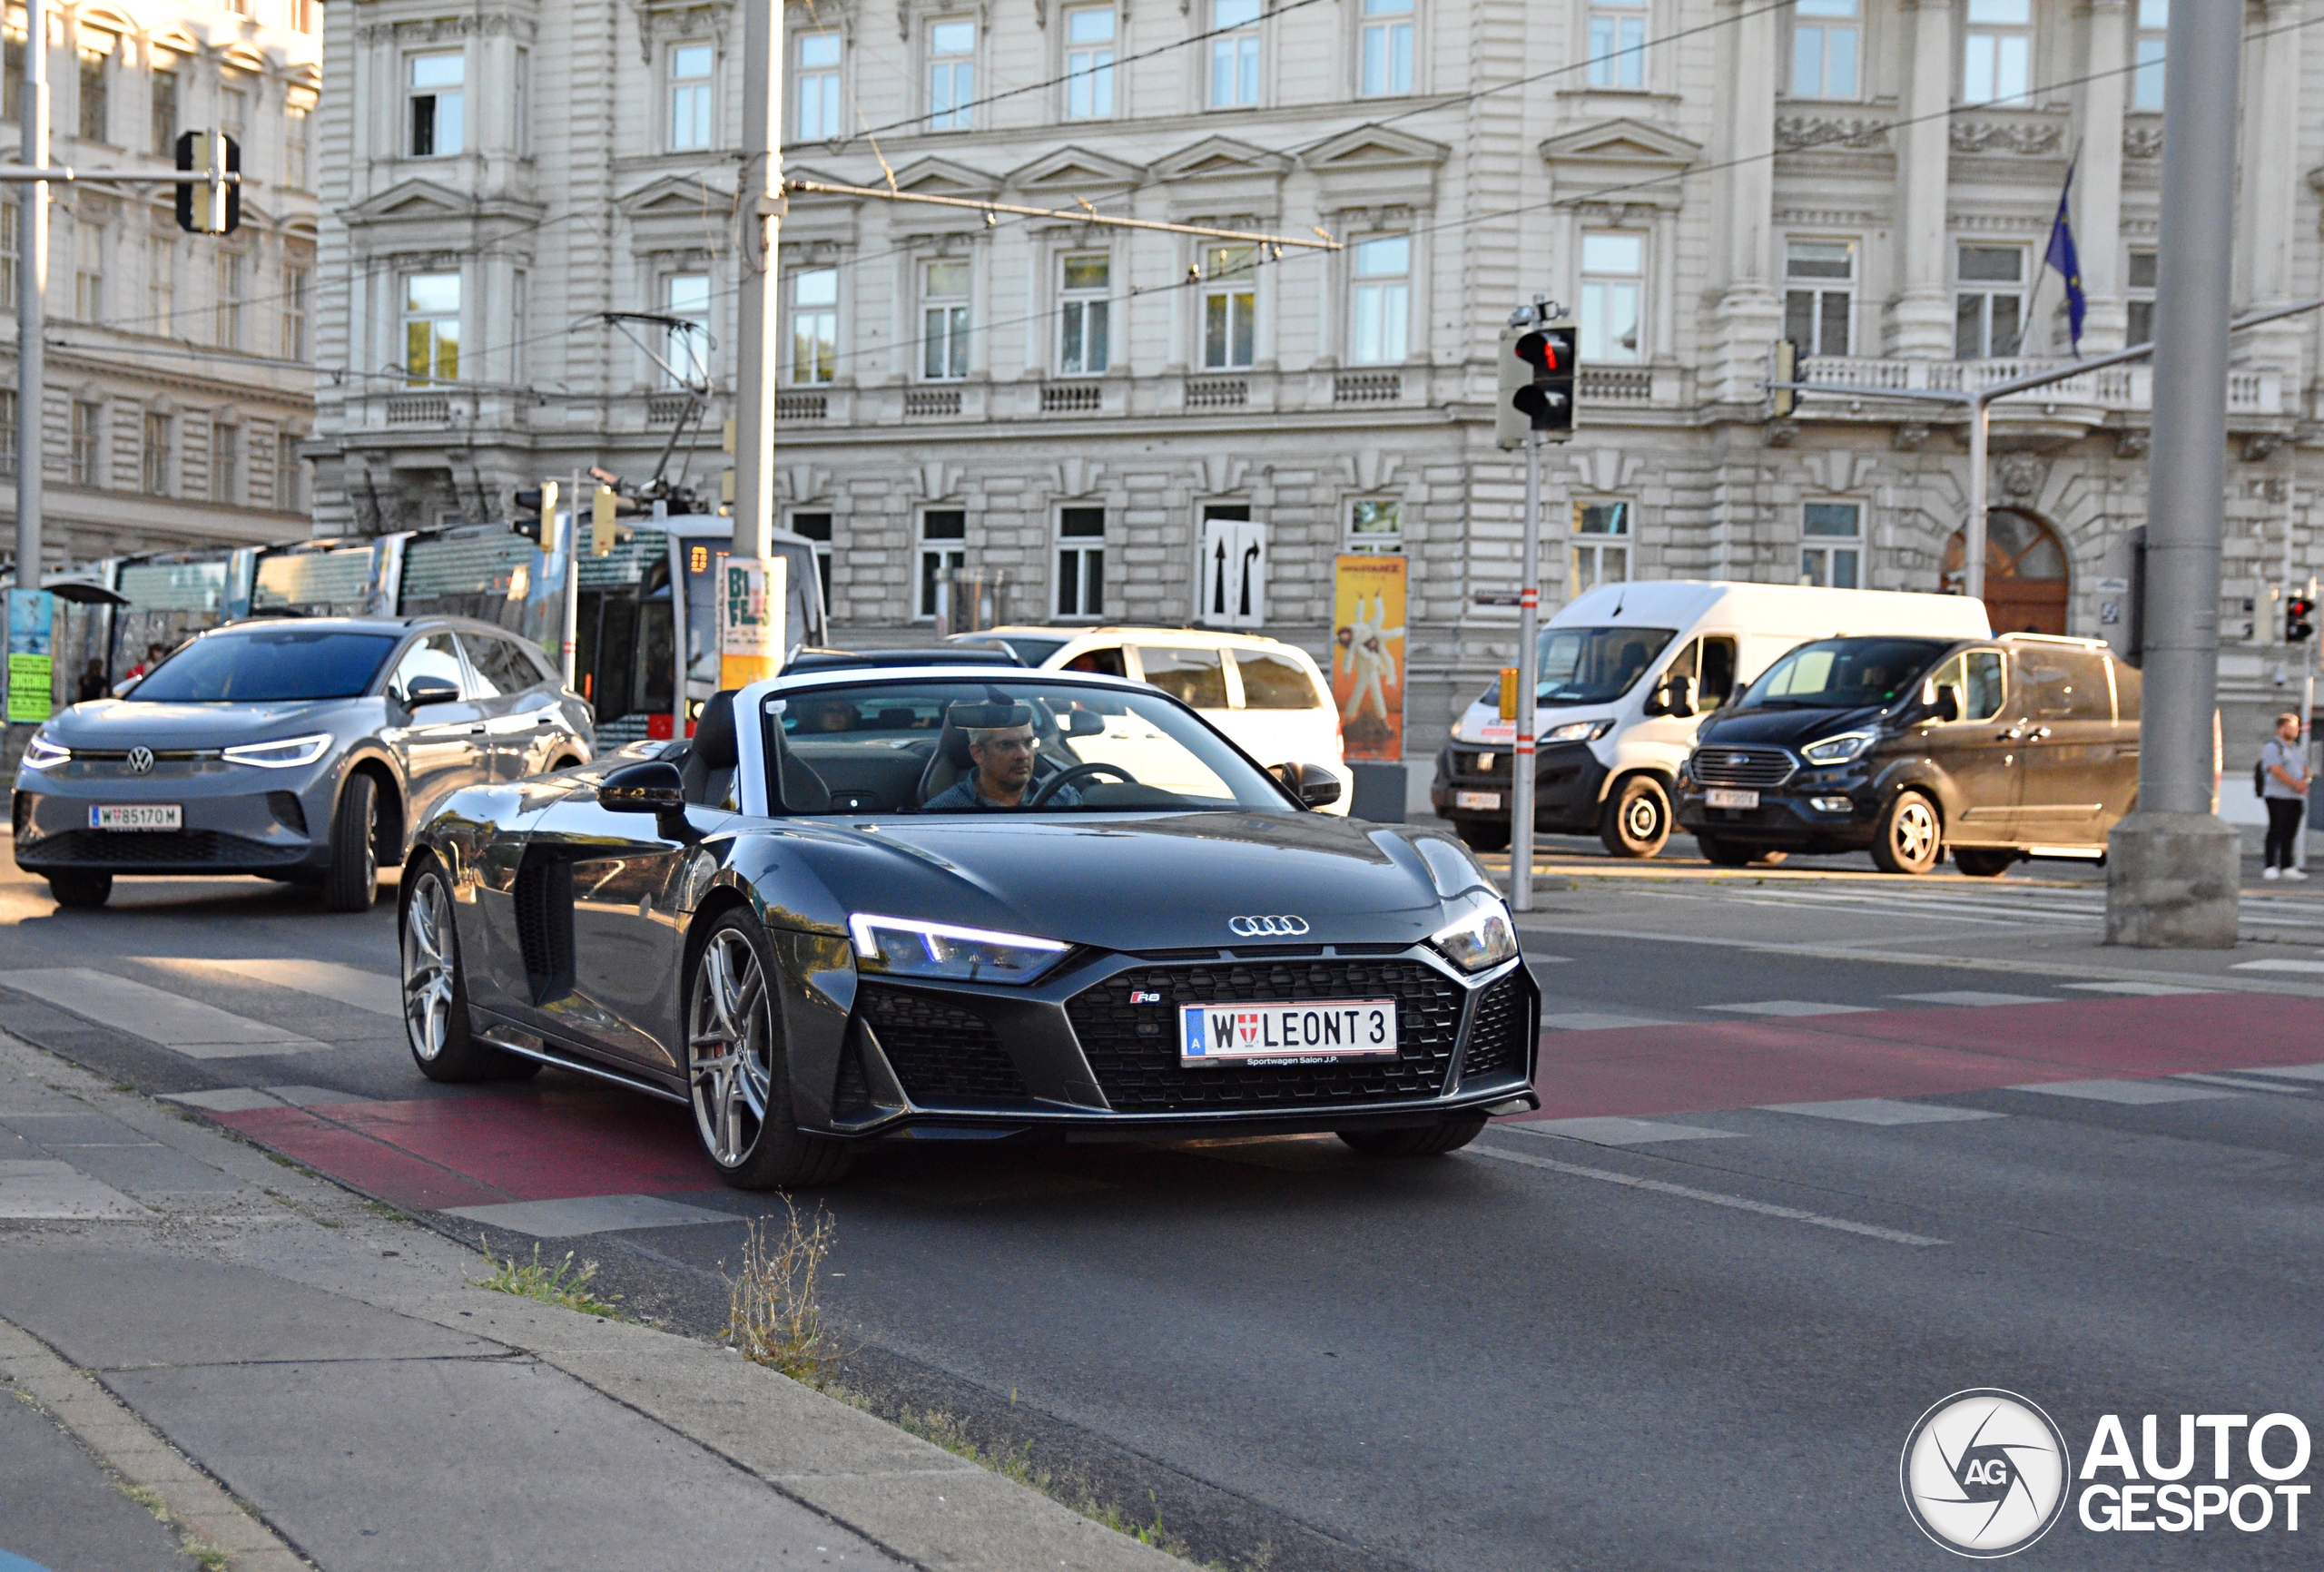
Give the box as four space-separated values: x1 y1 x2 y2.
0 1029 1180 1572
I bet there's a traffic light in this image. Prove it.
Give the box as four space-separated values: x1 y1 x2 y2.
2289 595 2315 644
1512 323 1578 440
174 130 240 235
511 481 558 545
1768 339 1799 419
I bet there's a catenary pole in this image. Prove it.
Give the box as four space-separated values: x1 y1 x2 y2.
15 0 44 594
1511 427 1541 912
731 0 781 565
1965 404 1987 604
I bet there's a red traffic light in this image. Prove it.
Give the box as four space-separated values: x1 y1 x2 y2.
1514 331 1560 374
2290 596 2316 642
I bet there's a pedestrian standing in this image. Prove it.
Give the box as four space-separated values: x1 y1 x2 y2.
2261 710 2311 880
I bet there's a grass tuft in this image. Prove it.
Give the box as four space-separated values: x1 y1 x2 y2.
472 1240 625 1318
723 1201 837 1381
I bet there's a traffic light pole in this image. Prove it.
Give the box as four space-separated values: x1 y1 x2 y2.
1511 427 1542 912
731 0 781 567
14 0 44 598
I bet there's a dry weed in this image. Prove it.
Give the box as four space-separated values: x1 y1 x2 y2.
724 1200 837 1381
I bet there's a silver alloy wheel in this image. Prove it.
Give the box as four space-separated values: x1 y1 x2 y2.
690 928 773 1168
1892 798 1938 865
359 791 379 886
401 873 457 1062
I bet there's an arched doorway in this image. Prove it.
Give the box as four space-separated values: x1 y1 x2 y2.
1942 508 2070 634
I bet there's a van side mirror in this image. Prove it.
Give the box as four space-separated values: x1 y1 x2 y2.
1645 673 1694 719
1929 683 1961 723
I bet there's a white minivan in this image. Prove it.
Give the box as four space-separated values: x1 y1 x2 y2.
1428 582 1992 856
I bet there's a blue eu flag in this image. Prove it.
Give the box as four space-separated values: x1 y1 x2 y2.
2044 162 2087 355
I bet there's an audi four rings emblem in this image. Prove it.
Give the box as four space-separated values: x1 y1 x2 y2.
125 746 154 774
1229 915 1310 938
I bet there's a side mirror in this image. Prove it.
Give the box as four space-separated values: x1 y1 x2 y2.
600 760 684 813
1273 761 1344 809
403 674 461 709
1645 674 1693 719
1930 683 1961 724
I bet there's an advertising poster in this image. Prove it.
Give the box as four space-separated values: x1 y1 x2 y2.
719 555 787 690
6 589 55 723
1332 554 1406 761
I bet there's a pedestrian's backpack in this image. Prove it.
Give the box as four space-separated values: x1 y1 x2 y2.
2258 753 2270 797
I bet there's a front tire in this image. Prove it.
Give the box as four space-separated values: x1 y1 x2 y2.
1455 820 1511 854
48 872 112 909
1599 775 1672 860
401 859 537 1083
1871 791 1943 876
688 912 852 1190
321 772 380 912
1338 1115 1488 1157
1954 848 2017 879
1696 835 1756 869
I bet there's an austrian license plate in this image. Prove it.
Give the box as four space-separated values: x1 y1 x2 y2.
90 804 182 830
1455 790 1502 811
1180 999 1399 1065
1704 788 1759 811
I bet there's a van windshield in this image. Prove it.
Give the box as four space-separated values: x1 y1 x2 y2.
1738 637 1951 711
1490 626 1676 708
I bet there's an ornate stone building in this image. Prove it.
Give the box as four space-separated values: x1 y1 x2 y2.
308 0 2318 748
0 0 320 574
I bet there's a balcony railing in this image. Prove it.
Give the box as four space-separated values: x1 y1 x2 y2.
1580 367 1654 405
1184 377 1248 410
1798 355 2284 417
645 391 695 426
385 394 450 427
1333 370 1402 405
902 388 963 418
1040 382 1103 413
776 391 828 421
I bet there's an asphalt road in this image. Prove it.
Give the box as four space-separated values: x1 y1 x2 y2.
6 840 2324 1570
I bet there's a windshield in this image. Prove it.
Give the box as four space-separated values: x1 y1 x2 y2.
1481 625 1677 709
763 679 1296 814
128 629 399 702
1738 637 1951 710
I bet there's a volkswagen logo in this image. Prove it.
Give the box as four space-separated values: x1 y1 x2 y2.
1228 915 1309 938
124 746 153 775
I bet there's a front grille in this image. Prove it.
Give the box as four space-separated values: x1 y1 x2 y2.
68 749 221 762
1461 971 1530 1080
18 830 300 868
857 983 1029 1105
1689 746 1797 789
1468 752 1502 774
830 1027 873 1116
1068 958 1464 1114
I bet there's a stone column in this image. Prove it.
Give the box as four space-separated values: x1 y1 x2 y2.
2074 0 2128 353
1890 0 1955 357
1704 0 1781 404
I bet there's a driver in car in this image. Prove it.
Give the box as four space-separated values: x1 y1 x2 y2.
924 722 1081 811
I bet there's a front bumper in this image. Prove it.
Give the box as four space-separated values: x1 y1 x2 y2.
1675 765 1878 850
824 945 1541 1139
12 756 340 878
1428 741 1607 831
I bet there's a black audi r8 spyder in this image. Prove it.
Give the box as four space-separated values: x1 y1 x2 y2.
399 665 1541 1186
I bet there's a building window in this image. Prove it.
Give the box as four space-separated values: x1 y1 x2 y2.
2133 0 2166 111
73 221 101 320
1800 501 1861 588
1057 506 1105 618
921 259 970 380
1058 253 1109 375
3 29 18 124
920 508 967 618
290 0 314 32
141 411 170 496
927 20 975 131
1580 231 1643 364
408 53 464 157
1202 243 1256 369
1348 498 1403 553
790 267 838 384
668 44 714 151
277 431 303 511
0 202 15 310
797 32 842 140
1790 0 1858 98
286 103 310 189
1361 0 1413 96
790 511 833 608
1783 241 1854 357
211 422 239 506
1955 245 2024 359
1963 0 2030 105
1348 236 1410 365
281 266 309 360
214 253 242 349
2126 249 2157 347
221 84 246 143
77 43 108 142
404 271 460 383
1064 7 1115 118
1210 0 1261 108
0 390 15 480
148 238 174 334
150 64 176 156
1586 0 1646 89
663 273 711 387
1571 501 1630 593
71 401 100 486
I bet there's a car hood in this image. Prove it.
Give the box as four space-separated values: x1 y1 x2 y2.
39 698 374 750
780 811 1486 953
1696 703 1888 749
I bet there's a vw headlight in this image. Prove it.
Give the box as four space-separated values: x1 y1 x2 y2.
1542 719 1614 745
21 732 68 770
848 914 1069 985
1428 898 1519 974
221 732 334 770
1800 731 1876 766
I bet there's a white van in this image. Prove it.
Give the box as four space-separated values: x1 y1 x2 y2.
1428 582 1993 856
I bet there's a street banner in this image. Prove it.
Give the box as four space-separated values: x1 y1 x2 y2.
720 555 787 690
6 589 54 723
1332 554 1406 761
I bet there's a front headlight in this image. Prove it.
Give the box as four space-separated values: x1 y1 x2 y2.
1800 731 1877 766
1542 719 1614 744
847 913 1069 985
221 732 334 770
21 733 68 770
1428 899 1519 974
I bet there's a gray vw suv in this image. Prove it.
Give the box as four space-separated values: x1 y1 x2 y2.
12 615 593 910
